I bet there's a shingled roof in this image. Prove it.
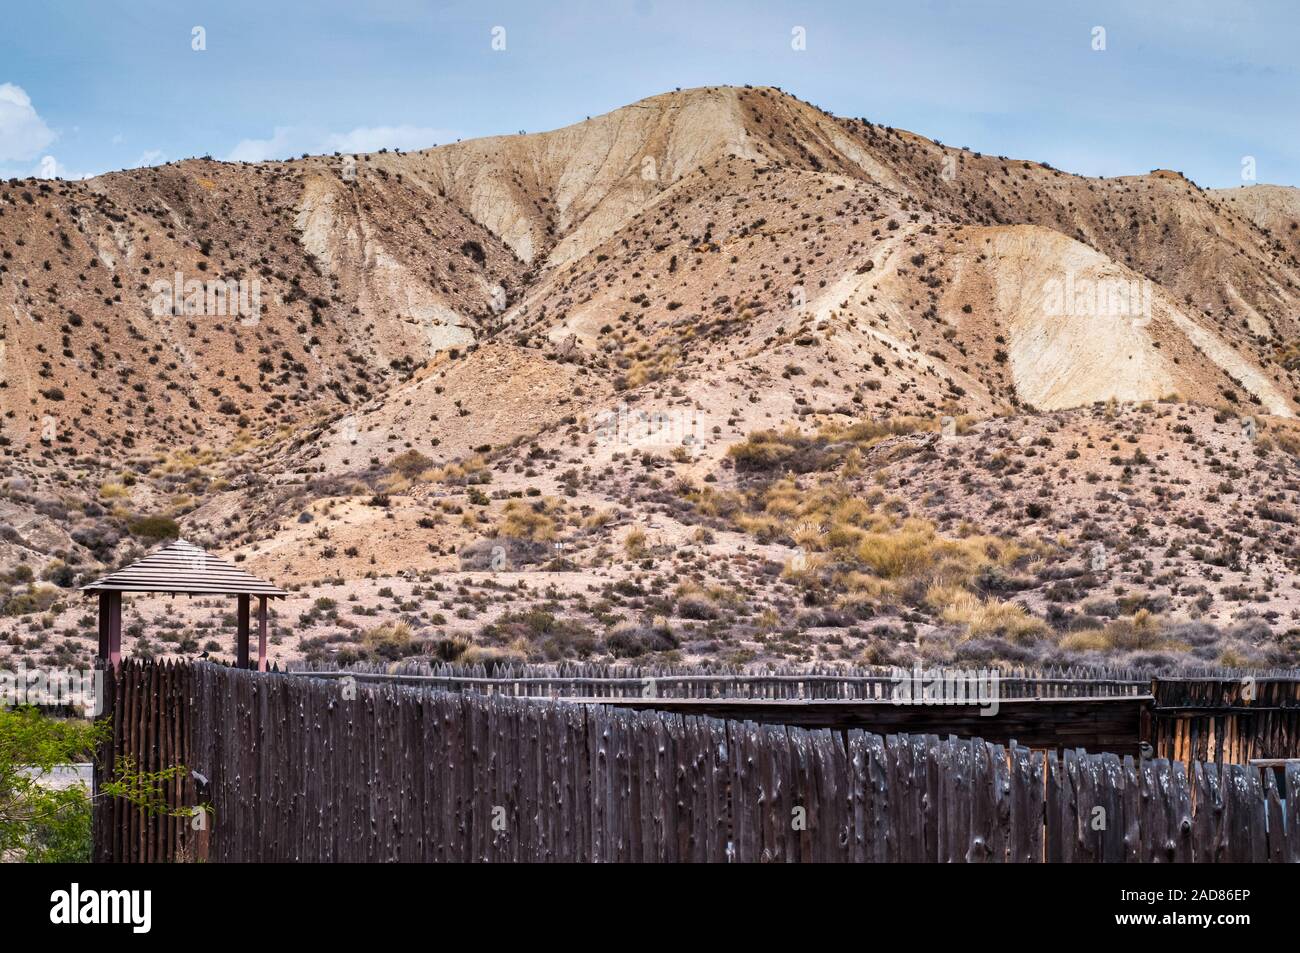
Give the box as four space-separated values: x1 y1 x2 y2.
80 539 286 597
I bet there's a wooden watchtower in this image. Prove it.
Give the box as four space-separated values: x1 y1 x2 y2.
81 538 287 669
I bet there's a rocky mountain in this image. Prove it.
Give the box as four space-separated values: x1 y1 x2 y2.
3 85 1300 672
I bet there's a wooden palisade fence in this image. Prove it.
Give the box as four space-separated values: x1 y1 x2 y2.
289 660 1159 699
1152 677 1300 766
294 662 1300 767
94 661 1299 863
92 660 200 863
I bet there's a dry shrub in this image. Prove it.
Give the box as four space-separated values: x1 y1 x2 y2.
727 428 829 473
1057 630 1109 652
856 522 940 579
582 509 616 529
362 621 412 652
926 585 1049 643
1057 610 1180 654
389 449 433 478
498 500 558 542
432 455 489 485
1272 426 1300 457
624 527 647 558
460 643 527 666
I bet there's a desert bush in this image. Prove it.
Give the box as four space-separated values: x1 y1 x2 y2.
857 523 942 579
361 621 415 660
1098 609 1164 651
40 561 76 588
3 585 61 617
604 622 679 658
475 609 594 660
1057 610 1176 655
1271 425 1300 457
926 585 1049 643
728 428 836 473
1056 630 1110 652
432 455 490 485
389 449 433 479
71 524 121 561
459 644 527 667
425 636 470 662
676 595 719 620
497 500 558 542
126 515 180 541
458 537 551 570
624 528 648 559
582 509 616 529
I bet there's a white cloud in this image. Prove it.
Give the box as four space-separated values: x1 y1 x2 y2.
132 149 167 169
323 125 453 154
228 124 455 163
0 83 56 161
22 155 97 182
228 126 298 163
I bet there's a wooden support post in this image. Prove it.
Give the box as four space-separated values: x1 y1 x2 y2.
98 591 110 661
257 596 269 672
236 594 250 669
1141 678 1156 757
107 591 122 667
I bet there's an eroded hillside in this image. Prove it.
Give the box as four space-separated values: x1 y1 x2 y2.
3 85 1300 672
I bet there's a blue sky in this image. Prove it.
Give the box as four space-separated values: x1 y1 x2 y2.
1 0 1295 188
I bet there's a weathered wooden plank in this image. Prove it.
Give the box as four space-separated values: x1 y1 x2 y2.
1192 759 1219 863
968 741 995 862
795 724 819 863
1008 744 1032 863
760 723 786 862
706 716 730 862
1098 753 1125 862
1044 750 1061 863
811 729 848 862
1167 760 1194 863
1262 767 1286 863
845 729 867 863
730 719 756 862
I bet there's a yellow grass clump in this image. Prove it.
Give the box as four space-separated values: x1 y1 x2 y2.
378 472 411 494
99 482 129 500
497 500 558 542
624 528 648 558
726 427 809 470
362 621 412 651
460 643 528 666
926 585 1049 643
1057 610 1175 653
149 446 219 477
431 455 489 484
582 509 616 529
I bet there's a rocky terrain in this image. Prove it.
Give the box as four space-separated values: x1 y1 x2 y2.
2 85 1300 672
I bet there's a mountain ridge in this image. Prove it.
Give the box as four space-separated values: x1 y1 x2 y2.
3 85 1299 458
5 85 1300 672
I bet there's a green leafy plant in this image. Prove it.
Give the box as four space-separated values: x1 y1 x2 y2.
0 706 206 863
0 707 101 862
